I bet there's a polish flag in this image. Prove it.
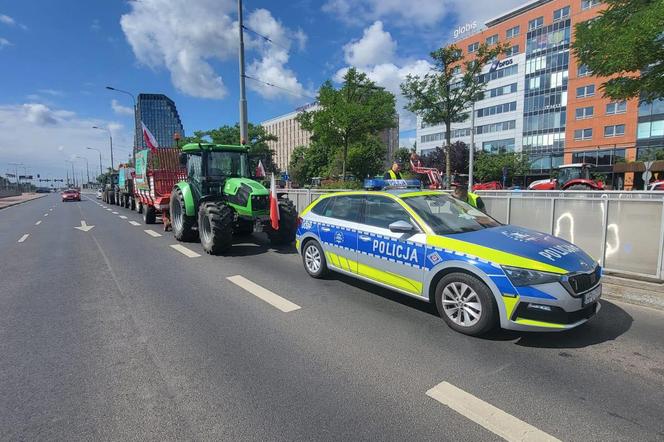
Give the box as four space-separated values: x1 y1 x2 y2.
142 121 159 152
269 173 280 230
255 160 266 178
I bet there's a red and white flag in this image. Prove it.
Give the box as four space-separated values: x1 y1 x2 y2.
255 160 266 178
141 121 159 152
269 173 280 231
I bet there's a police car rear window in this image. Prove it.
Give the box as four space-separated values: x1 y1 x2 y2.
310 197 330 215
322 195 363 222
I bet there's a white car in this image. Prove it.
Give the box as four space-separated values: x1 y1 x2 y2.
96 189 103 199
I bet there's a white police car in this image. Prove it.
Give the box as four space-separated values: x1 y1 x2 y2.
296 190 601 336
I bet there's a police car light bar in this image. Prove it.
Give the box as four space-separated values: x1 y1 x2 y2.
363 178 422 190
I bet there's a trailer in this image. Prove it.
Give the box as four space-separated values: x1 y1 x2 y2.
133 148 185 227
102 172 118 204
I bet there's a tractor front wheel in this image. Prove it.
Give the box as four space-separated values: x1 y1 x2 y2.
171 188 197 241
198 202 234 255
266 199 297 246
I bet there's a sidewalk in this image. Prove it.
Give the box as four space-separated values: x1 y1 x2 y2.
0 193 48 210
602 274 664 311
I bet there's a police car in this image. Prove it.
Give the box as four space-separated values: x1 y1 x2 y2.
295 187 601 336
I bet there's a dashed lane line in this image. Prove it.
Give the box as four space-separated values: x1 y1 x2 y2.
43 213 48 217
426 381 560 442
128 221 141 226
35 221 42 226
119 215 128 219
144 229 162 237
17 234 29 243
169 244 201 258
227 275 301 313
112 211 118 214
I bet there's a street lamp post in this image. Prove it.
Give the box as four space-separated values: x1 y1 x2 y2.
106 86 136 155
65 160 76 187
87 147 103 177
92 126 114 170
76 155 90 186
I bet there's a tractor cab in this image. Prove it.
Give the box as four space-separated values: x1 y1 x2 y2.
556 163 604 190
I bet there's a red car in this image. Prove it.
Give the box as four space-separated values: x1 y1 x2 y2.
62 189 81 202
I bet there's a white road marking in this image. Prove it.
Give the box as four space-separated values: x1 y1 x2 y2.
35 221 42 226
74 220 94 232
43 213 48 217
426 382 560 442
106 208 112 211
144 229 162 237
112 211 118 214
128 221 141 226
227 275 301 313
170 244 201 258
119 215 128 219
49 208 53 211
18 234 29 243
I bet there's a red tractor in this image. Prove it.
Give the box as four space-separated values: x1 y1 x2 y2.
528 163 604 191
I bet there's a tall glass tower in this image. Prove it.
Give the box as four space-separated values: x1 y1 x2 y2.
134 93 185 151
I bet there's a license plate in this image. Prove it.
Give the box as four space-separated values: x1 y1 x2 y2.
583 284 602 306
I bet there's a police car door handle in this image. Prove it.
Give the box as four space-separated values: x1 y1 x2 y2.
321 227 331 232
359 235 371 242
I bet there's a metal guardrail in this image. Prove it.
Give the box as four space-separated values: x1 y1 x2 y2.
281 188 664 281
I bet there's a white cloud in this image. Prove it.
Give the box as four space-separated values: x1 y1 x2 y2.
91 19 101 31
343 21 395 67
120 0 306 101
0 14 15 25
38 89 64 97
0 103 131 177
245 8 309 100
0 37 11 48
111 99 134 116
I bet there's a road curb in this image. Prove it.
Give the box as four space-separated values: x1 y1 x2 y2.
0 194 48 210
602 275 664 311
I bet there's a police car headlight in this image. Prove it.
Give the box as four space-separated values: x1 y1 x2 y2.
502 266 561 286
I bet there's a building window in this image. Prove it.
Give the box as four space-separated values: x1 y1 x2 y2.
468 42 479 53
506 45 519 56
486 34 499 45
478 64 518 83
604 124 625 137
528 16 544 31
476 101 517 118
482 138 515 153
582 0 601 10
576 84 595 98
606 101 627 115
637 120 664 139
487 82 518 98
452 65 461 75
574 128 593 140
506 26 520 38
575 106 594 120
475 120 516 135
577 64 592 77
553 6 570 21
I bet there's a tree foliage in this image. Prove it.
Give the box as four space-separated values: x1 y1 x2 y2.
420 141 469 175
181 123 279 172
573 0 664 102
392 147 412 168
473 152 530 183
297 68 397 180
401 42 509 184
347 136 387 179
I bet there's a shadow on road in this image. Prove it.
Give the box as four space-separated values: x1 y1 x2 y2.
222 234 298 257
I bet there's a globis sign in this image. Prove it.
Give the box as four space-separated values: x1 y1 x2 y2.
489 57 514 73
454 21 478 39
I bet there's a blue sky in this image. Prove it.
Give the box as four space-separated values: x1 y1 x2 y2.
0 0 522 179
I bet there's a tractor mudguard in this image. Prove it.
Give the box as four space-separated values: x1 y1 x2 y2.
175 181 196 217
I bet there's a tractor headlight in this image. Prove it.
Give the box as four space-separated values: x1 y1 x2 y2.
502 266 562 286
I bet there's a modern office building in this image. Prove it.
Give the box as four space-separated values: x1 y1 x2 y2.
134 93 185 151
416 0 643 187
262 103 399 172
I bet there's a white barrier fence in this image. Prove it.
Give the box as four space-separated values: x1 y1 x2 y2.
280 189 664 281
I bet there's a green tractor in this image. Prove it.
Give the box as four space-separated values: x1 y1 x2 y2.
169 143 297 254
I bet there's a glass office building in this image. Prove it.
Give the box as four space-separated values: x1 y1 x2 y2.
134 94 185 151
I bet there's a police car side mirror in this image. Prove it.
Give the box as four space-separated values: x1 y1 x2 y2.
389 220 414 233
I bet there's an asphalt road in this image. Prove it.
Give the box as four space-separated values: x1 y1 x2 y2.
1 193 663 441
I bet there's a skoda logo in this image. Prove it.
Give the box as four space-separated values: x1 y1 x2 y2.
334 231 344 244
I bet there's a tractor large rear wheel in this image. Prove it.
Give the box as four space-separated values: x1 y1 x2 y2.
171 188 197 241
198 202 234 255
266 199 297 246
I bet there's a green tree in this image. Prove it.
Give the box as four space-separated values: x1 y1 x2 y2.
298 68 397 180
421 141 469 175
573 0 664 102
401 42 508 187
182 123 279 172
473 152 529 184
393 147 412 168
288 143 336 186
347 136 386 179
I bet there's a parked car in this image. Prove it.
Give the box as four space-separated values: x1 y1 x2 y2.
62 189 81 202
96 189 103 199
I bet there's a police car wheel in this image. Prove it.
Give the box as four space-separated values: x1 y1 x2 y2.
302 240 328 278
435 273 497 336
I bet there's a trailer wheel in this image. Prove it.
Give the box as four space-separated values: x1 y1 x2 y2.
137 201 143 214
266 199 297 246
198 202 233 255
143 206 156 224
171 188 197 241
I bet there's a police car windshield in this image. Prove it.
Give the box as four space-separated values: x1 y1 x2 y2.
402 194 499 235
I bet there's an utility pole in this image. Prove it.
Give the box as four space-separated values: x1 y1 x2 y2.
76 155 90 185
93 126 114 170
106 86 136 157
468 101 476 192
65 160 75 187
87 147 103 177
237 0 248 145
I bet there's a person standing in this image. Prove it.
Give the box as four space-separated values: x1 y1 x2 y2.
384 162 403 180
